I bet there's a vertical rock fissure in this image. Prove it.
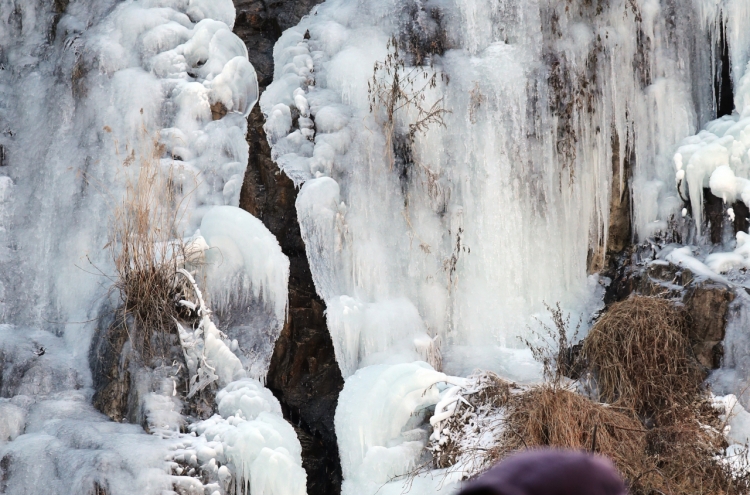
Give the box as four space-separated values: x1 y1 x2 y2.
233 2 343 494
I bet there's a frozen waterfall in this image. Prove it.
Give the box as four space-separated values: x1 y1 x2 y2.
0 0 300 493
3 0 750 494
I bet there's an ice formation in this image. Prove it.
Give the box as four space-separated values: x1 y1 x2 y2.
0 0 297 493
179 379 307 495
197 206 290 380
335 362 465 495
5 0 750 493
0 324 179 494
261 0 750 384
0 0 289 345
674 77 750 235
258 0 750 493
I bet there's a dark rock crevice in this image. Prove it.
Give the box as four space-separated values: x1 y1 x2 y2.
233 1 342 494
240 105 343 495
703 187 725 244
715 17 734 119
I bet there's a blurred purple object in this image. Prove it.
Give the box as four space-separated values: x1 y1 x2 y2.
458 449 627 495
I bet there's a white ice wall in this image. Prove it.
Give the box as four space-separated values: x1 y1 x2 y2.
260 3 750 494
262 0 738 378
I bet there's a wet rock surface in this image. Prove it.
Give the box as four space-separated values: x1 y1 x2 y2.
239 102 343 495
233 1 343 494
89 314 132 422
685 283 734 369
89 311 192 430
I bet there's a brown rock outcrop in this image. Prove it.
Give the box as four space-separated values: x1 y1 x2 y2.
684 282 734 369
603 253 734 371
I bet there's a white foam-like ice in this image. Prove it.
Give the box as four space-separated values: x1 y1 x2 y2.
189 379 307 495
674 69 750 233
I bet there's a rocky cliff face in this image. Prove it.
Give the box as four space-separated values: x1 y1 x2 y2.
232 2 343 495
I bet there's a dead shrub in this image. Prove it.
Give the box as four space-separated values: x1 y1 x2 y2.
368 36 449 169
521 302 582 384
583 296 703 422
430 372 513 471
469 370 513 409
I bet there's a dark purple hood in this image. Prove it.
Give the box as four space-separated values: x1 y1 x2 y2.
458 449 627 495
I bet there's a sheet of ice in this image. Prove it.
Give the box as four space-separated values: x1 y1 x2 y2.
5 0 750 492
0 325 177 495
260 1 750 489
705 231 750 273
326 295 441 377
199 206 289 322
706 394 750 478
710 291 750 410
713 394 750 445
197 206 290 380
261 0 740 383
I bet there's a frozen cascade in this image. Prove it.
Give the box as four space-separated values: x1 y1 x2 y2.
262 0 750 380
675 54 750 240
259 0 750 494
677 44 750 413
0 0 302 494
4 0 750 494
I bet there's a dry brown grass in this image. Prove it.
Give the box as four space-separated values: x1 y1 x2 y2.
107 139 194 364
583 296 703 422
428 376 646 480
431 297 750 494
499 386 650 485
642 403 734 495
495 386 745 495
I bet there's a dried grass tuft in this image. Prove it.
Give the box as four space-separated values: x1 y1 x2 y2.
108 138 194 364
498 386 650 486
496 386 745 495
642 404 732 495
583 296 703 422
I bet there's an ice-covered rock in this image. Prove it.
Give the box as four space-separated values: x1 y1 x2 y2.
335 362 464 495
187 379 307 495
0 0 297 493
